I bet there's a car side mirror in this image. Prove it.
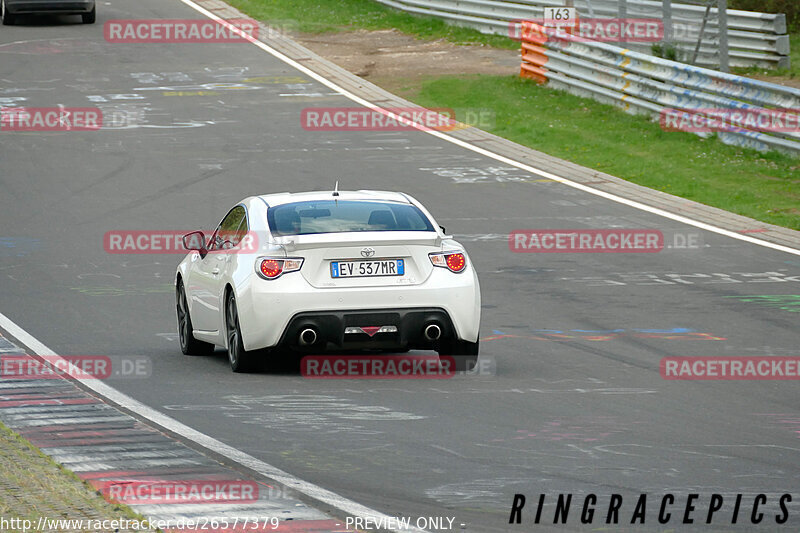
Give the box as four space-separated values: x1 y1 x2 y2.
439 225 447 234
182 231 208 258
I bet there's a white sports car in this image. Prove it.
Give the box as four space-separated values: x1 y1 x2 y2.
175 190 481 372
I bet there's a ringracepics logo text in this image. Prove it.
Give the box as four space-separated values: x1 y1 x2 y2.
509 493 793 526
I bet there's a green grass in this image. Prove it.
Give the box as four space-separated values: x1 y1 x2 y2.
411 75 800 229
0 422 146 525
228 0 800 230
226 0 517 48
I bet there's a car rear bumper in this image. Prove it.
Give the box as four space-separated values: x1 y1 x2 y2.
237 267 481 351
278 307 456 351
5 0 94 14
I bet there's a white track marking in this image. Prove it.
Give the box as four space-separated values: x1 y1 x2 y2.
178 0 800 257
0 312 426 533
3 2 797 530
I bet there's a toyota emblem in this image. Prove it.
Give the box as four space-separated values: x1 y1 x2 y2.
361 247 376 258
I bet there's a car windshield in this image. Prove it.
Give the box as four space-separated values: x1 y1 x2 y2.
267 200 435 236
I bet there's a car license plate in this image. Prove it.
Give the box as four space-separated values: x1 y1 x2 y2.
331 259 404 278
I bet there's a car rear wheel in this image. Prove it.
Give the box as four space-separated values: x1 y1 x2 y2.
2 1 16 25
225 292 253 373
438 339 479 372
82 6 95 24
176 281 215 356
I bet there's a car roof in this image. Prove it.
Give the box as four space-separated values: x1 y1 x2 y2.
253 190 413 207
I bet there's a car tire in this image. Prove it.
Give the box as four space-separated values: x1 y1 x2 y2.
225 291 254 373
2 1 16 25
438 339 479 372
176 281 215 356
82 6 95 24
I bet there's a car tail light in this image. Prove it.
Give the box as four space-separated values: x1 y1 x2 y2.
260 259 282 278
256 257 303 280
446 253 466 272
429 252 467 273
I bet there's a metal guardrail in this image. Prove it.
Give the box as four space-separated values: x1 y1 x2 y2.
519 22 800 155
373 0 790 69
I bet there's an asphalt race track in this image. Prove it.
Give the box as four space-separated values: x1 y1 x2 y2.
1 0 799 531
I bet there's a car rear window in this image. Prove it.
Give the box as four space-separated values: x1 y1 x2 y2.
267 200 435 236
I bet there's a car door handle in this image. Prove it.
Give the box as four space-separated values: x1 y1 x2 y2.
211 268 220 275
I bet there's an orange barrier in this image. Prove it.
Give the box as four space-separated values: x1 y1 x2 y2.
520 41 548 84
519 19 576 84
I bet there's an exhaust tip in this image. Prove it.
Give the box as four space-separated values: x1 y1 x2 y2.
424 324 442 341
299 328 317 346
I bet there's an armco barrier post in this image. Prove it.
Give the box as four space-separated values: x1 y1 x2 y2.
718 0 729 72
